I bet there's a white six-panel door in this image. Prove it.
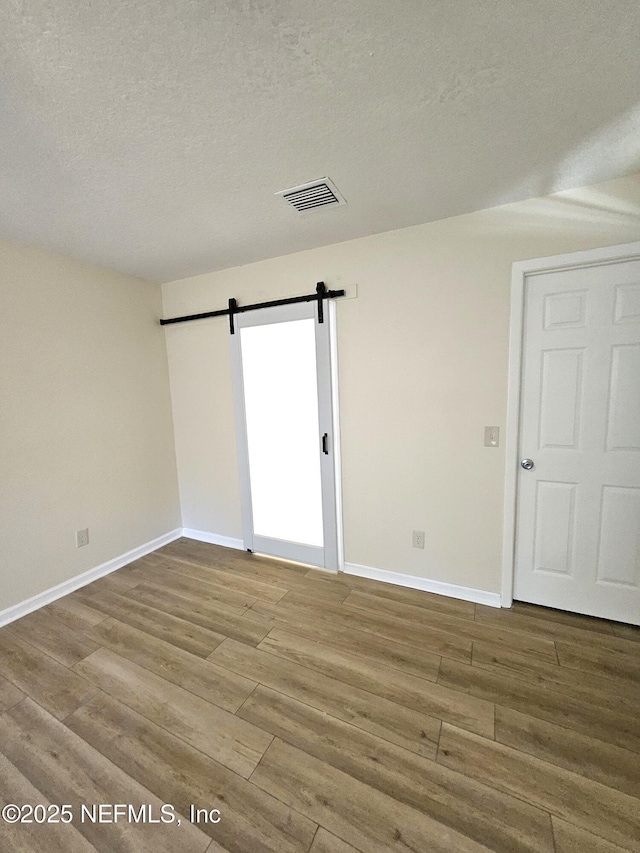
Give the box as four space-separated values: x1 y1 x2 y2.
514 257 640 625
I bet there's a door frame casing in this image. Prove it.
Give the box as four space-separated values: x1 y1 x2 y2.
229 299 344 572
501 240 640 608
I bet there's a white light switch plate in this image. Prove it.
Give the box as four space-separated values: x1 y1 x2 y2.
484 426 499 447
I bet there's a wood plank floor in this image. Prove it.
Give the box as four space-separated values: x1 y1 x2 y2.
1 538 639 852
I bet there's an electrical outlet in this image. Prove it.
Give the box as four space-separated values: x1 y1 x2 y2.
76 528 89 548
412 530 425 549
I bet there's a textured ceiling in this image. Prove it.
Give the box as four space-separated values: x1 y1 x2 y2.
1 0 639 282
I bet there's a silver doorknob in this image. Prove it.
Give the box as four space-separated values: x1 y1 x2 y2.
521 458 534 470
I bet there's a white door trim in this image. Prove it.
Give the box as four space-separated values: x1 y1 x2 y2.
328 300 345 572
501 240 640 608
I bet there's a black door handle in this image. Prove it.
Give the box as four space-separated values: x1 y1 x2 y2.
322 433 329 455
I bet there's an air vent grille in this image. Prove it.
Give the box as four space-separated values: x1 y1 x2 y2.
276 178 346 213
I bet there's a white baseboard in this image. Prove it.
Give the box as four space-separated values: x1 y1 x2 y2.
344 562 502 608
181 528 245 551
0 531 501 628
0 528 182 628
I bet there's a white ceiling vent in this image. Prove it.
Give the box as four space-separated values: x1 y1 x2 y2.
276 177 347 214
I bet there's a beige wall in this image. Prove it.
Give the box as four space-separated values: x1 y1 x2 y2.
0 241 181 613
163 174 640 595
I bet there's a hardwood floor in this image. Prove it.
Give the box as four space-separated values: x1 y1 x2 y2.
0 538 639 852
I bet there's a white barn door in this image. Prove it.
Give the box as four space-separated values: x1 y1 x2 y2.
514 255 640 625
229 301 340 571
